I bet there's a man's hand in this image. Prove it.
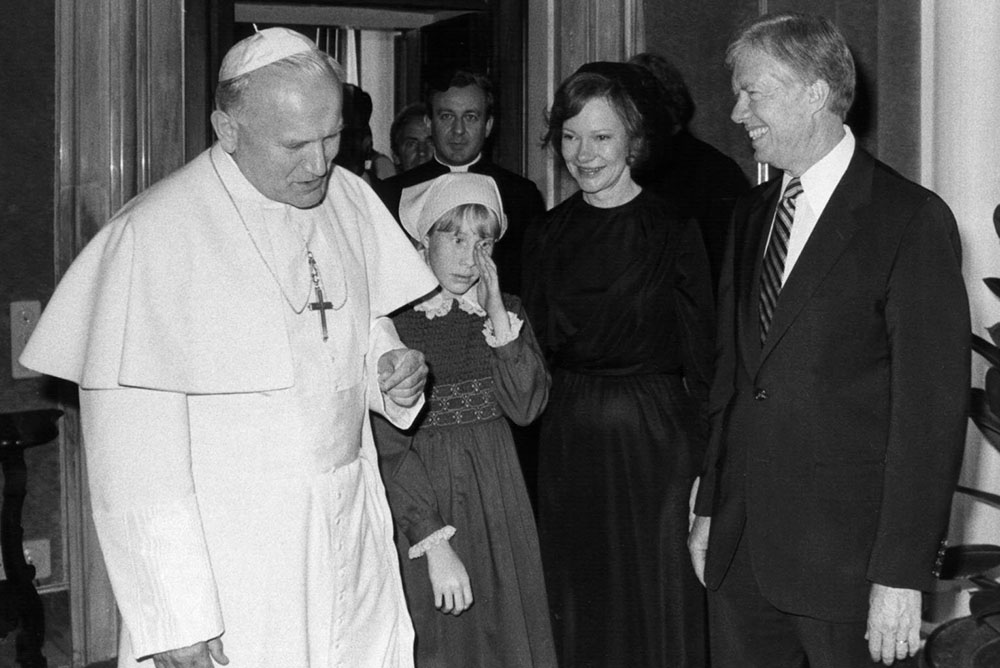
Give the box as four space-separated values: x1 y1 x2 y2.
377 348 427 408
865 584 921 665
153 637 228 668
688 515 711 587
425 540 474 615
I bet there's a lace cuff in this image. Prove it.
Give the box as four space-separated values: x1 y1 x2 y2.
482 310 524 348
408 525 457 559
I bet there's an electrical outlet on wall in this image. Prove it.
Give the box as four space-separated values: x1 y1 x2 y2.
10 300 42 379
23 539 51 581
0 539 51 582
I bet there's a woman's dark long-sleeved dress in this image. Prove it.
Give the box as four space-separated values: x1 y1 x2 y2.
523 189 715 668
374 294 557 668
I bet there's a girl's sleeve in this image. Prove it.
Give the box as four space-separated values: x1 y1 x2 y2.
489 296 551 426
371 414 447 549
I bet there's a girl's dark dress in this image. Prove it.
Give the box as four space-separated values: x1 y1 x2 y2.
523 189 715 668
374 293 557 668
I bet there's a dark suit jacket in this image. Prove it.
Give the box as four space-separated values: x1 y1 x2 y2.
375 158 546 297
641 129 750 296
694 147 970 622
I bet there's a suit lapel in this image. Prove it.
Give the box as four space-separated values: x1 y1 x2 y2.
758 149 875 363
737 179 781 376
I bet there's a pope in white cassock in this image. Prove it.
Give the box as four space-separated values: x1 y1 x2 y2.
19 28 438 668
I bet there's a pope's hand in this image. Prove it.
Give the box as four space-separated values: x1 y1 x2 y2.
153 637 228 668
378 348 428 408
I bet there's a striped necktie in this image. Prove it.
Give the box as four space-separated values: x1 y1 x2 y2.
759 177 803 345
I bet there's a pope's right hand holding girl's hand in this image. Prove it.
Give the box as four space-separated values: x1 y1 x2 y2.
377 348 428 409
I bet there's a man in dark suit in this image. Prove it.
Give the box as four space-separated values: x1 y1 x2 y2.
687 12 970 668
376 69 545 297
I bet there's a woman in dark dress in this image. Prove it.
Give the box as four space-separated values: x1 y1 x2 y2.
523 63 716 667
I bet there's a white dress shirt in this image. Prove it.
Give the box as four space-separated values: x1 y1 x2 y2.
774 125 856 284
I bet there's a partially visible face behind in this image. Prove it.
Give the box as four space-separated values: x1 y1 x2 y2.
229 69 343 208
423 217 495 299
729 47 816 176
429 85 494 166
397 117 434 172
560 96 634 206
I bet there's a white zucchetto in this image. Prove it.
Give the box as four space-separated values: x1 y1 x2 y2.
218 27 316 82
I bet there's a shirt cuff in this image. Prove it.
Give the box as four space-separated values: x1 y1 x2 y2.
408 525 457 559
482 310 524 348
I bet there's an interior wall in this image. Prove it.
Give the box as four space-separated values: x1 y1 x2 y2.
641 0 757 181
359 30 397 158
925 0 1000 622
0 0 65 590
491 0 528 173
873 3 920 181
185 0 235 159
525 0 555 204
1 3 57 409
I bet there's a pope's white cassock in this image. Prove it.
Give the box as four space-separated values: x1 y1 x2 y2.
20 143 438 667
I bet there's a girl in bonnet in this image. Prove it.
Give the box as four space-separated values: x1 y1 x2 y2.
373 173 556 667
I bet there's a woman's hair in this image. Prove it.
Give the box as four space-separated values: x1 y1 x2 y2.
542 68 650 171
628 52 693 129
427 203 501 242
215 50 342 120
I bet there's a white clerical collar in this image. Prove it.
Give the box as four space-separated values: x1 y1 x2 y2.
435 153 482 173
413 289 486 319
791 125 855 219
212 143 275 205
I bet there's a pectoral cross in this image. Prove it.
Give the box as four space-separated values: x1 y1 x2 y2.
306 251 333 341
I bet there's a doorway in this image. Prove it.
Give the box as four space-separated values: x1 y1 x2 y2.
184 0 529 175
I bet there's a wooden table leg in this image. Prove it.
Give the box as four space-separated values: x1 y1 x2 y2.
1 449 48 668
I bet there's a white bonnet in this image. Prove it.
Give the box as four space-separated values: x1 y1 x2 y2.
219 27 316 82
399 173 507 242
